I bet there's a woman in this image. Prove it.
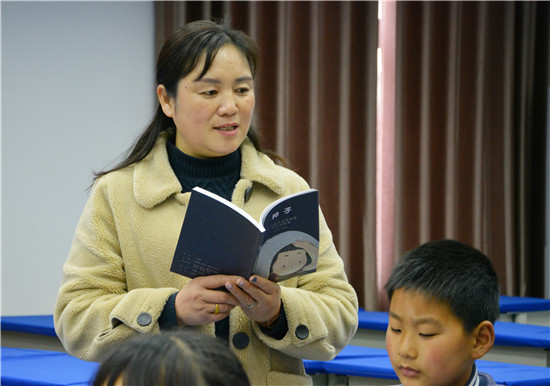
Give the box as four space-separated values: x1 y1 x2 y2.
54 19 358 385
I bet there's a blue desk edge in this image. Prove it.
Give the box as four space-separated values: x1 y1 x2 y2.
1 315 57 337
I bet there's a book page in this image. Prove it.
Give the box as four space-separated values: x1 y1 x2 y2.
194 186 265 232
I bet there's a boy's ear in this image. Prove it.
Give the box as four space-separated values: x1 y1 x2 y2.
157 85 174 118
471 321 495 359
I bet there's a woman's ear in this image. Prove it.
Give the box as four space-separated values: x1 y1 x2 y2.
157 85 174 118
471 321 495 360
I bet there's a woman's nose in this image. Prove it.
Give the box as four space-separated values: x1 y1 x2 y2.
217 93 237 116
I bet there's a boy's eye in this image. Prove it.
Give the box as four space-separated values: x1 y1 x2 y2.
419 333 436 338
236 87 250 94
203 90 217 96
390 327 401 333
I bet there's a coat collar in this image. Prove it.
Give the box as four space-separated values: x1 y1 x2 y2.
133 130 286 209
239 136 286 195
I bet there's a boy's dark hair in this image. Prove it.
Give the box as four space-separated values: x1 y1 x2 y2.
384 239 500 333
92 329 250 386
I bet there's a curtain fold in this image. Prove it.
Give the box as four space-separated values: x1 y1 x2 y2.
393 1 548 297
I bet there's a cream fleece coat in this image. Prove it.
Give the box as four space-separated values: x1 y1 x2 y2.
54 131 358 385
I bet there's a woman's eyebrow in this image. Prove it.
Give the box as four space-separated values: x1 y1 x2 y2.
194 76 253 84
194 78 220 84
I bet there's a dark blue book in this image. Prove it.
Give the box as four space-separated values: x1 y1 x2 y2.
170 187 319 282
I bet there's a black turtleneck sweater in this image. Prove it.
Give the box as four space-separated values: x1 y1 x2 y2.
166 141 242 200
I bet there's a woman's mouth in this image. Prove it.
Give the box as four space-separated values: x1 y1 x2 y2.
215 124 238 132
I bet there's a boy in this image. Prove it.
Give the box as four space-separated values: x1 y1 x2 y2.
384 239 501 386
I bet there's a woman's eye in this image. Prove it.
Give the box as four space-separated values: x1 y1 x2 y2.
202 90 217 96
390 327 401 333
236 87 250 94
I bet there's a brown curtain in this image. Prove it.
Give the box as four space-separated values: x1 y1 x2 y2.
155 1 380 309
155 1 549 309
393 1 549 298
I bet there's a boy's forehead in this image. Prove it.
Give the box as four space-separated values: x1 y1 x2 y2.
389 288 456 322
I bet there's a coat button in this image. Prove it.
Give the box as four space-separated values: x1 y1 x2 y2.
295 324 309 340
137 312 152 326
232 332 249 349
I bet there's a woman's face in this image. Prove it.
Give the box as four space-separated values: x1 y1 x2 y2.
158 44 255 158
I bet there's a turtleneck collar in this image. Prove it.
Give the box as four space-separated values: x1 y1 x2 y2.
166 140 241 179
166 140 241 201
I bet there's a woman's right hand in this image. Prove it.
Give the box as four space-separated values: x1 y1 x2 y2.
174 275 243 326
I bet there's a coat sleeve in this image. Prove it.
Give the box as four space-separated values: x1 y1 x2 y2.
53 178 177 361
251 208 359 361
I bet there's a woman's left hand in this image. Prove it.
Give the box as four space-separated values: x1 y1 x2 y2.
225 276 281 323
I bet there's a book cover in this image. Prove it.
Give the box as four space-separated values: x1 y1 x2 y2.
170 187 319 282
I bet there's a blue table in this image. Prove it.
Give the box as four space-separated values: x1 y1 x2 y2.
1 315 57 336
304 345 550 386
2 345 548 386
499 296 550 326
1 315 64 352
2 321 549 386
499 296 550 313
2 310 549 367
1 347 99 386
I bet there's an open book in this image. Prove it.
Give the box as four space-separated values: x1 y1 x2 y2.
170 187 319 282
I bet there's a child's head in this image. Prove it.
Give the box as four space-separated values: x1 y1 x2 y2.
92 330 249 386
384 239 500 386
269 243 312 279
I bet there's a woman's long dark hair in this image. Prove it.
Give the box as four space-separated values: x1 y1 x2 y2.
93 19 285 183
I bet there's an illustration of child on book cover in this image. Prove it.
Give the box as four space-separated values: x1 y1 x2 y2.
255 231 319 282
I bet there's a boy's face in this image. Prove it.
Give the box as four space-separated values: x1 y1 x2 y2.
386 289 476 386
